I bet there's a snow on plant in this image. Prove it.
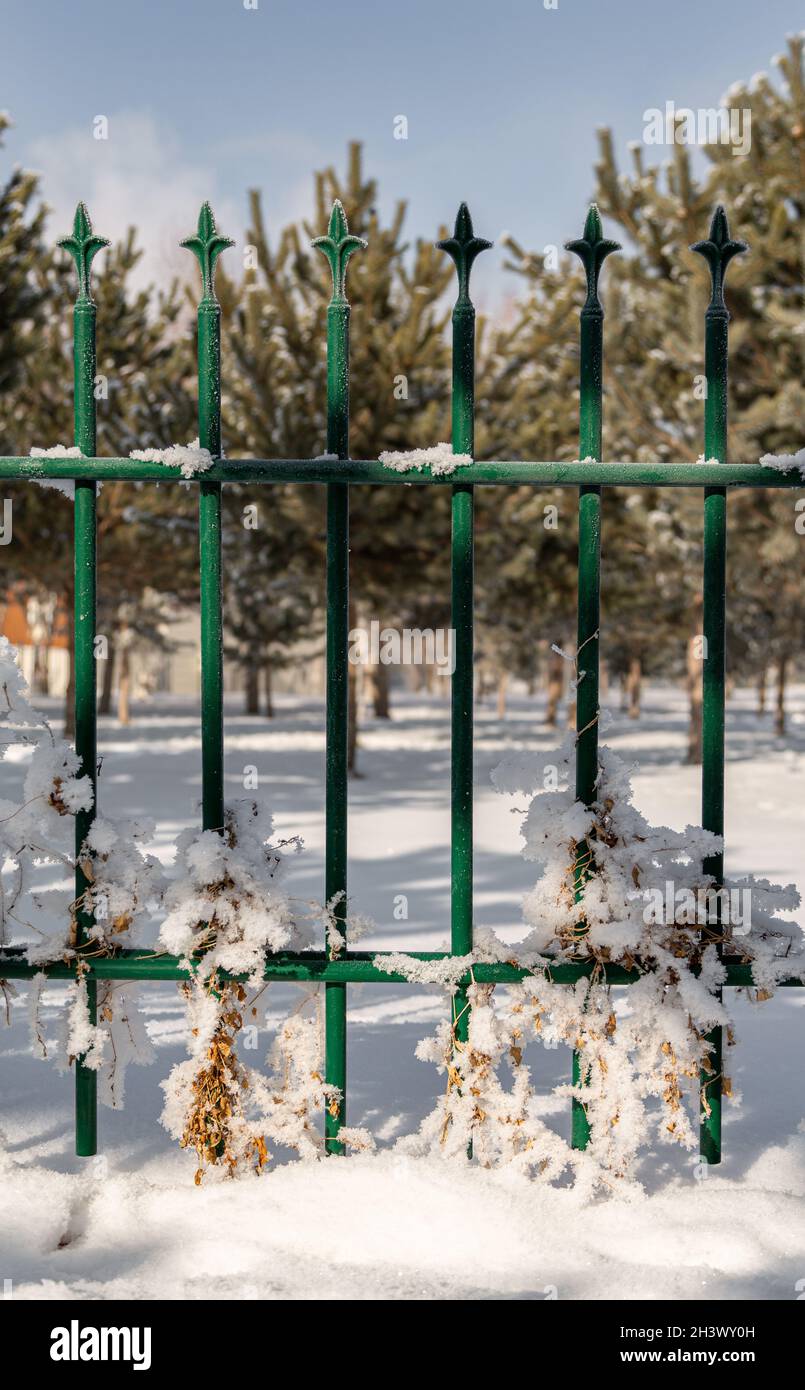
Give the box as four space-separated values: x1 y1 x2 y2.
58 816 163 1106
158 801 327 1180
248 997 340 1158
50 974 156 1110
320 890 374 957
394 736 804 1187
159 801 303 978
1 639 157 1105
399 977 579 1182
1 647 334 1177
77 816 163 953
160 979 268 1182
0 637 92 951
160 982 340 1182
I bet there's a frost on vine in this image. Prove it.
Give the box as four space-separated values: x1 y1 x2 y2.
159 801 304 980
1 638 158 1105
158 802 339 1181
3 628 804 1190
394 737 804 1188
0 640 339 1175
0 635 91 954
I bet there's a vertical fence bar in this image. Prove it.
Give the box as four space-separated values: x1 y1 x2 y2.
58 204 109 1157
313 202 366 1153
565 207 619 1150
438 207 491 1063
181 205 233 834
692 207 747 1165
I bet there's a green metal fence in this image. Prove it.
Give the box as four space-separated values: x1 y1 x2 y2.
1 197 803 1167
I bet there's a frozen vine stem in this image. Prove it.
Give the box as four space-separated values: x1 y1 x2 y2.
1 641 336 1170
158 802 346 1181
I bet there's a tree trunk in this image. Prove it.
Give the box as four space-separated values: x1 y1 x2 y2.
757 667 767 715
264 663 274 718
476 664 493 702
545 648 564 728
367 660 391 719
686 639 706 761
348 600 359 774
686 616 703 765
599 659 609 698
245 658 260 715
626 655 642 720
63 592 75 738
775 655 788 737
117 637 131 727
33 645 50 697
496 670 507 720
99 637 115 715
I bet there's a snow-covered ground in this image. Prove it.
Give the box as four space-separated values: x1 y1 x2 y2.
2 684 805 1300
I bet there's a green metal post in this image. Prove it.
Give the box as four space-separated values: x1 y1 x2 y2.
692 207 747 1165
181 204 233 833
58 204 109 1157
313 202 366 1153
438 207 491 1088
566 207 619 1150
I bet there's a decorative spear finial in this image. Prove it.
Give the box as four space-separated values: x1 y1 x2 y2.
57 202 109 301
565 204 620 313
312 199 367 301
437 203 492 301
181 202 234 302
691 205 748 311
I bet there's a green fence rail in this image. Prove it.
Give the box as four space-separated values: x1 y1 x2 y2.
1 197 802 1167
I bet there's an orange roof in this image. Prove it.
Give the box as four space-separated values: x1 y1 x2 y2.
1 591 69 648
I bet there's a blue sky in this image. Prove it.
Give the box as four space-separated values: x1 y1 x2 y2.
2 0 800 302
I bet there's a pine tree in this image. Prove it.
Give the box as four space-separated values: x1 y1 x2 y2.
0 114 48 400
216 144 457 750
592 33 805 745
0 179 200 727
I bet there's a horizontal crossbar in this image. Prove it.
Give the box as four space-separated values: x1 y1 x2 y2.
0 947 801 988
0 458 801 487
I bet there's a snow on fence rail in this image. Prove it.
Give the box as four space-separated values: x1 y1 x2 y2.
1 196 804 1182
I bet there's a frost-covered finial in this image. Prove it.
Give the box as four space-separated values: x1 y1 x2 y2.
312 200 367 302
691 205 748 311
565 204 620 313
437 203 492 302
181 202 234 303
58 202 110 302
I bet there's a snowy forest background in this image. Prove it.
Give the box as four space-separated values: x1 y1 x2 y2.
1 36 802 763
